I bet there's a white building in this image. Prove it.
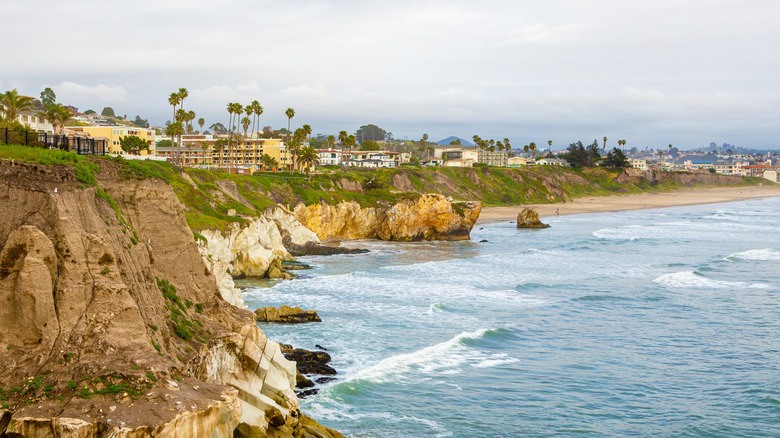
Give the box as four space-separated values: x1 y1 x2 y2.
444 158 474 167
537 157 570 166
507 156 531 167
316 149 343 166
629 158 648 171
0 109 54 132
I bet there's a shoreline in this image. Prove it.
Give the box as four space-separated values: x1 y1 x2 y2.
476 185 780 224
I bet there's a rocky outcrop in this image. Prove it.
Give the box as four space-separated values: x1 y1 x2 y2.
517 208 550 229
255 306 322 324
0 158 336 438
294 194 482 242
196 206 323 303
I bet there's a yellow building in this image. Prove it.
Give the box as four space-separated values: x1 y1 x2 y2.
65 125 156 156
212 138 290 171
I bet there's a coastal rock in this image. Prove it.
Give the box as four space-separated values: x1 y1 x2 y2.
294 194 482 242
517 208 550 229
0 158 337 438
282 235 370 256
283 349 336 375
255 305 322 324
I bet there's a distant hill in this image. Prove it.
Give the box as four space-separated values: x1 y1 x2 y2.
436 136 474 147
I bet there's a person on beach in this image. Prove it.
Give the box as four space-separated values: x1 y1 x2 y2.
556 208 559 216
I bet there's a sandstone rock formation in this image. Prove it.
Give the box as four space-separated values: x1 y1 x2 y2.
294 194 482 242
517 207 550 229
255 306 322 324
0 159 337 438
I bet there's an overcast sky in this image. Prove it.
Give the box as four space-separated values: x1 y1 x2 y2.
3 0 780 149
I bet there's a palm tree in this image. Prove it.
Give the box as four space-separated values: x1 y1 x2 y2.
241 116 251 138
177 88 189 163
529 142 537 159
523 144 530 157
338 130 349 165
198 117 205 133
420 133 429 158
603 136 608 155
214 138 227 170
285 108 295 137
44 104 74 134
658 150 664 166
297 145 320 179
260 153 278 172
249 100 261 138
225 103 235 172
327 135 335 149
186 110 196 133
200 141 210 168
0 89 35 122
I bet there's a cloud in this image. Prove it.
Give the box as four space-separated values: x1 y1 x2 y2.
52 82 128 104
1 0 779 148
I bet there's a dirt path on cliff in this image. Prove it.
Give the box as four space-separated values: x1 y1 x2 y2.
477 185 780 223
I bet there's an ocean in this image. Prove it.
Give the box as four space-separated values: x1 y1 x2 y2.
243 197 780 437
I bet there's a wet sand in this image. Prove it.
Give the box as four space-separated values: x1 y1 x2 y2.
477 185 780 224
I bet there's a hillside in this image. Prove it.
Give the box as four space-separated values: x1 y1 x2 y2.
0 144 766 234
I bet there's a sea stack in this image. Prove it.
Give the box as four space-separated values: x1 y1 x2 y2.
517 207 550 229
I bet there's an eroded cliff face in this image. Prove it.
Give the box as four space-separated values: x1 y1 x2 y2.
0 159 334 438
293 194 482 242
196 206 321 308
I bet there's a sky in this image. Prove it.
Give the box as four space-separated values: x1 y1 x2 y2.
3 0 780 150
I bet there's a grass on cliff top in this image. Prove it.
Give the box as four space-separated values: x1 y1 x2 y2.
0 144 100 185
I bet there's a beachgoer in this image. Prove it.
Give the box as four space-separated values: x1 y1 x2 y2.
555 208 559 216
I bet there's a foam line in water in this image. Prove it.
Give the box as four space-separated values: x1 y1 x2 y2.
726 249 780 262
653 271 768 289
344 328 501 384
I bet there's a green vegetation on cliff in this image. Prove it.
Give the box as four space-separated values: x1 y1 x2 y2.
0 145 767 232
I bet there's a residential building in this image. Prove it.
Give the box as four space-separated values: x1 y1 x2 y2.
0 105 55 132
66 125 156 156
628 158 648 171
507 156 531 167
316 148 343 166
444 158 474 167
763 170 778 183
345 151 398 168
155 134 214 167
212 138 289 171
537 157 570 167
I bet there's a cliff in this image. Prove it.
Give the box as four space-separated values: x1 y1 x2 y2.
0 158 338 437
293 194 482 242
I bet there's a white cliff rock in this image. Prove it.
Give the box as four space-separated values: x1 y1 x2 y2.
193 324 299 432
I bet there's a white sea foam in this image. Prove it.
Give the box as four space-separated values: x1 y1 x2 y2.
727 249 780 262
345 328 496 384
653 271 768 289
472 353 520 369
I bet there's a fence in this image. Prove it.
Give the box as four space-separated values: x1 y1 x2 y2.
0 128 107 156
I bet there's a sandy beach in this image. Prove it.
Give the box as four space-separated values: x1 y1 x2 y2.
477 185 780 224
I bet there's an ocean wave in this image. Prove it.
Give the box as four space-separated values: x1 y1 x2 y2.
726 249 780 262
653 271 768 290
427 303 453 314
471 353 520 369
343 328 509 384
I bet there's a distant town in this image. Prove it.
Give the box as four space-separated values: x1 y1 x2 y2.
1 87 778 183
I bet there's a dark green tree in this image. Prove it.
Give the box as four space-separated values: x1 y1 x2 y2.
40 87 56 107
603 148 630 168
101 107 116 117
119 135 149 155
360 140 380 151
355 124 387 142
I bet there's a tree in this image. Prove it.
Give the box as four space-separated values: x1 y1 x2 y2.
603 148 630 168
529 142 537 158
618 139 626 150
213 138 227 169
101 107 116 117
523 144 530 157
419 133 429 158
44 104 73 134
548 140 553 148
327 135 336 149
198 117 205 133
84 109 96 115
156 139 172 149
602 136 608 155
40 87 56 107
260 153 279 171
658 150 664 165
119 135 149 155
360 140 380 151
0 89 35 121
297 146 320 179
285 108 295 136
241 116 251 138
209 123 226 134
355 124 387 142
450 139 462 146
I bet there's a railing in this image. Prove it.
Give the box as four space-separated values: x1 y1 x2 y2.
1 128 107 156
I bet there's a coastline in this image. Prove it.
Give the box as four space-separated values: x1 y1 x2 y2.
476 185 780 224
